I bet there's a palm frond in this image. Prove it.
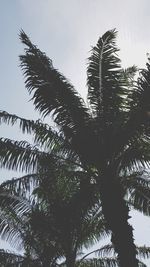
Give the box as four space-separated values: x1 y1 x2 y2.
122 66 137 84
87 29 124 122
116 59 150 151
119 66 138 112
123 173 150 216
119 136 150 173
0 189 30 216
0 137 59 172
78 257 146 267
78 257 118 267
133 58 150 119
78 205 109 250
127 184 150 216
0 196 30 249
0 173 39 198
81 244 150 264
136 246 150 260
0 110 74 156
19 31 91 154
81 244 115 261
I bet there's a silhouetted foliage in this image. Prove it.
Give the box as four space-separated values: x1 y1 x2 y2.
0 29 150 266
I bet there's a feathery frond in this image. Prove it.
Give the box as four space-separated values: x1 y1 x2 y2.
0 110 74 155
0 137 68 172
0 173 39 198
122 172 150 216
19 31 91 153
78 257 118 267
136 246 150 260
87 29 123 123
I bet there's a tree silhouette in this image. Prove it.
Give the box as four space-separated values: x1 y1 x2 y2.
0 171 107 266
0 186 149 267
0 29 150 266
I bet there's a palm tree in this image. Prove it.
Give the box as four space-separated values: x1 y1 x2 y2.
0 203 150 267
0 186 150 267
0 29 150 266
0 171 107 267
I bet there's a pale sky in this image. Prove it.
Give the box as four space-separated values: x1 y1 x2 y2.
0 0 150 265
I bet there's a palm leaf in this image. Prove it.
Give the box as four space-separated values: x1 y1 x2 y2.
0 137 45 172
78 255 147 267
136 246 150 260
0 195 30 249
0 137 74 172
123 174 150 216
81 244 115 261
119 136 150 173
0 173 39 198
81 244 150 263
119 167 150 216
19 30 91 159
76 199 110 251
116 59 150 151
87 29 124 122
132 58 150 120
77 257 118 267
119 66 138 112
0 110 75 157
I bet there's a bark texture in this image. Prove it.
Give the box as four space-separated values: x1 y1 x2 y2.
98 172 138 267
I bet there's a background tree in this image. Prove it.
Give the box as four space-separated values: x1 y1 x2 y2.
0 161 107 267
0 173 107 266
0 184 149 267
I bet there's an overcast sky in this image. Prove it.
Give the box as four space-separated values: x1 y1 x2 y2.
0 0 150 265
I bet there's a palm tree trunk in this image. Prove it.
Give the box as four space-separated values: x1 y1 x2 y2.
98 171 138 267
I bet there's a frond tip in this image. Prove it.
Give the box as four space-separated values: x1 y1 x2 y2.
87 29 123 120
19 31 91 159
